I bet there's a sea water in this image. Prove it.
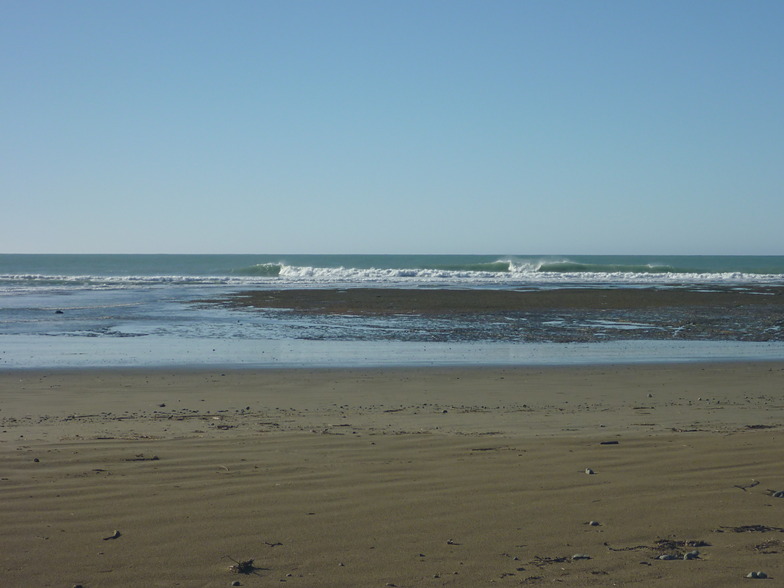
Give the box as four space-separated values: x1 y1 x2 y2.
3 253 784 288
1 254 784 369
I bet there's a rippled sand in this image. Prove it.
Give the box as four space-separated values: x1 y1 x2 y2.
2 363 784 586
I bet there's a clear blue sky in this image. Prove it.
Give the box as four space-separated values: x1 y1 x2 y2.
2 0 782 254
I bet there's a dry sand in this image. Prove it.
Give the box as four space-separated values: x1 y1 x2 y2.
2 362 784 587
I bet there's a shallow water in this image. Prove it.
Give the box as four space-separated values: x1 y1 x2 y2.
3 334 784 370
3 254 784 369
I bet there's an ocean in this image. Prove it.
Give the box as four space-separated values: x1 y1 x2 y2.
2 254 784 369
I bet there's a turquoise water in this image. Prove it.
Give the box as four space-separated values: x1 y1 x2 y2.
1 254 783 369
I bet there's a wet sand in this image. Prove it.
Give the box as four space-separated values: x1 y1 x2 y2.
2 363 784 586
204 286 784 343
216 285 784 315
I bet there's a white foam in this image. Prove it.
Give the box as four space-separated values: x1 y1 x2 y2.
273 264 784 289
3 266 784 292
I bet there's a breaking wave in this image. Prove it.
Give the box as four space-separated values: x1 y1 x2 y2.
2 255 784 291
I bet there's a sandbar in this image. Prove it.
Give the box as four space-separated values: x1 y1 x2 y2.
215 285 784 314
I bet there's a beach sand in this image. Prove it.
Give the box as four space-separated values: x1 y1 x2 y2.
2 363 784 586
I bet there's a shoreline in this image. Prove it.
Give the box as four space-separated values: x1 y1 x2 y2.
0 354 784 372
4 336 783 371
3 284 783 371
3 354 784 373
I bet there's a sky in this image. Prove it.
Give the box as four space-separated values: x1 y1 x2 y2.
2 0 783 255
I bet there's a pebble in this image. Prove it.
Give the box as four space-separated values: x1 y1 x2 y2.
231 581 241 587
585 468 595 475
772 491 784 498
588 521 600 526
684 550 700 560
571 554 591 560
658 554 678 560
746 571 768 579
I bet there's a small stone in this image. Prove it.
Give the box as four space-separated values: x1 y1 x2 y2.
231 581 241 587
588 521 600 526
658 554 678 560
571 554 591 560
772 491 784 498
746 571 768 579
33 458 40 463
585 468 595 475
684 550 700 560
